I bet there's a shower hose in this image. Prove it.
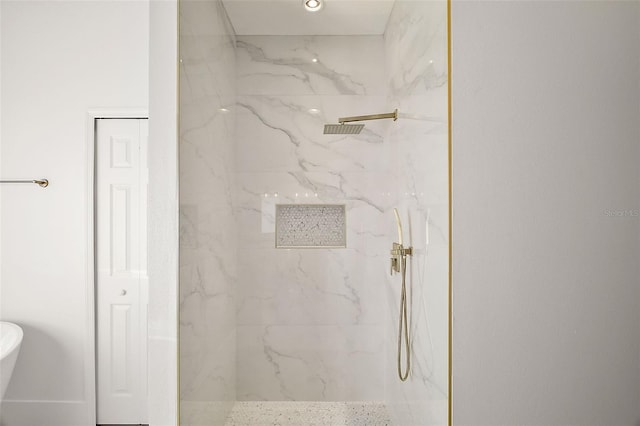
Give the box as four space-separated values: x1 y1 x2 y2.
398 252 410 381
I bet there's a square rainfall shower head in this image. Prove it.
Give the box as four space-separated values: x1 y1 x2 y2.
323 123 364 135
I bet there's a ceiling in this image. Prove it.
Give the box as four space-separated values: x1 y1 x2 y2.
221 0 396 36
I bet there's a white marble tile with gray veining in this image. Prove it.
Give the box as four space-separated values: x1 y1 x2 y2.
237 36 385 96
236 248 388 327
383 203 449 424
236 325 385 401
235 95 392 173
382 2 449 425
235 171 397 251
179 0 238 423
384 245 448 425
384 1 448 101
180 329 236 400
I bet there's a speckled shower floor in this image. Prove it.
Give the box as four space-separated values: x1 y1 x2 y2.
224 401 393 426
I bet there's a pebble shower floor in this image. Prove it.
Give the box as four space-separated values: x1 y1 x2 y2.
224 401 392 426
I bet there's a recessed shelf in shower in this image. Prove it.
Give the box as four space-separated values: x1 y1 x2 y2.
275 204 346 248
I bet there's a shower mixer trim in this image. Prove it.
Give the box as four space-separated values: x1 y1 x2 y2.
390 242 412 275
390 243 412 257
391 207 412 275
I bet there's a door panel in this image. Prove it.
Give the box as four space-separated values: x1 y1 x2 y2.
96 118 148 424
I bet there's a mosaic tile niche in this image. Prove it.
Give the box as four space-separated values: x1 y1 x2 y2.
275 204 346 248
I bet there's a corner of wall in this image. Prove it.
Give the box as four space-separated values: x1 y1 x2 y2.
148 1 179 425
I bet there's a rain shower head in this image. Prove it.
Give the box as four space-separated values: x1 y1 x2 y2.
323 123 365 135
323 109 398 135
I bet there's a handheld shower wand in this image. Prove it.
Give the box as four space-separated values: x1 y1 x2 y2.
391 208 412 381
394 208 403 246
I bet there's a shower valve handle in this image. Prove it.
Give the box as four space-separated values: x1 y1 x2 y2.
391 243 413 257
390 242 412 275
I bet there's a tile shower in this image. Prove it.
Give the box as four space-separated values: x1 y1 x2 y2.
179 0 448 425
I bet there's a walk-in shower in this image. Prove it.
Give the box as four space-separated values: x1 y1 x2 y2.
178 0 449 424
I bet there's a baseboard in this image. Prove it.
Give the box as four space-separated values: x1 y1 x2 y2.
0 400 90 426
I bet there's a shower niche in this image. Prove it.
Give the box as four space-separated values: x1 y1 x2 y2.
179 0 449 425
275 204 346 248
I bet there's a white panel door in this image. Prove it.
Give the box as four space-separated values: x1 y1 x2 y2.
96 118 148 425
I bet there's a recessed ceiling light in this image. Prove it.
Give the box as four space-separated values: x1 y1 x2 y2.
304 0 323 12
308 108 320 114
312 58 319 63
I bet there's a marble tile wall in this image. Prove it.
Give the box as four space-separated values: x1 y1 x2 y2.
383 1 449 425
179 0 237 423
235 35 393 401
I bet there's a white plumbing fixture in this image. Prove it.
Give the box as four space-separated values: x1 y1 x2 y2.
0 321 24 399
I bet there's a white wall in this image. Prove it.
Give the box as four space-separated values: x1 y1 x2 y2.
451 2 640 425
0 1 149 424
148 1 179 425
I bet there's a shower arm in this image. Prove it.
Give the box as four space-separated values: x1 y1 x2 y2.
338 109 398 124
